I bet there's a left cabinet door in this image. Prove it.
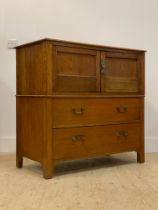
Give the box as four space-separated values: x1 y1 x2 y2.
53 46 100 92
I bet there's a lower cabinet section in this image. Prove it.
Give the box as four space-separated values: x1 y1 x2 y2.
16 96 144 179
53 123 140 160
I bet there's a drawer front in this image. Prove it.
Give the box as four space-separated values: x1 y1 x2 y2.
53 123 140 160
53 98 141 128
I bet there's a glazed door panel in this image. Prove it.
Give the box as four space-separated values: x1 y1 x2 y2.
53 46 100 92
101 51 142 93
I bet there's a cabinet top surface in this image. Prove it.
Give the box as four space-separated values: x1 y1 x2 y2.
15 38 146 52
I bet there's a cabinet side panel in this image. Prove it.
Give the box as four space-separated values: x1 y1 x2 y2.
16 42 47 95
16 97 46 162
139 52 145 95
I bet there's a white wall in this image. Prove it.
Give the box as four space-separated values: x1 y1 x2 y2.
0 0 158 152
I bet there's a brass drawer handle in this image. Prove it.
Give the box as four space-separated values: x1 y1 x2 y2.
116 131 128 138
71 134 86 143
116 106 127 113
72 107 85 115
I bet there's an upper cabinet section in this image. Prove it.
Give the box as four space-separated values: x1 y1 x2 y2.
16 39 145 95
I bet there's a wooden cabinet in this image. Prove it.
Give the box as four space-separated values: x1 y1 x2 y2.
16 38 145 178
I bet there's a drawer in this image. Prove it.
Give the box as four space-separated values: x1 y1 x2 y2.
53 123 140 160
53 98 141 128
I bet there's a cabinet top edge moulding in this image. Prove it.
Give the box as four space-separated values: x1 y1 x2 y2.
15 38 146 52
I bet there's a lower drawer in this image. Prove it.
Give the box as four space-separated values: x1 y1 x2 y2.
53 123 140 160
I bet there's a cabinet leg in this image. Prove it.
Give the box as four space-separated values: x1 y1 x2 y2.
42 163 54 179
16 156 23 168
137 151 145 163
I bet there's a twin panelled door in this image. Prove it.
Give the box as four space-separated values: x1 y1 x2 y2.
53 46 142 93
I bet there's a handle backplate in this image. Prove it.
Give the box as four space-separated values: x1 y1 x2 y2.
71 134 86 143
116 106 127 113
72 107 85 115
116 131 128 140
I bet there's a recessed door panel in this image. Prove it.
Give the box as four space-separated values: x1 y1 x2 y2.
53 46 100 92
101 52 142 93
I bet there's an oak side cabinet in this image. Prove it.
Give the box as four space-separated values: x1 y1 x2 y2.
16 38 145 179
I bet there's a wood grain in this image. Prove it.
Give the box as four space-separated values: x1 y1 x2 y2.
16 42 47 95
16 97 45 162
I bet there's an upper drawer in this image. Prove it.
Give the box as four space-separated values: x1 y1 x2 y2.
53 98 141 128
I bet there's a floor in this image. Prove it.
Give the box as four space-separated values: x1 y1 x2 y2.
0 153 158 210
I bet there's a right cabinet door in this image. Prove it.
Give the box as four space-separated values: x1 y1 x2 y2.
101 51 144 94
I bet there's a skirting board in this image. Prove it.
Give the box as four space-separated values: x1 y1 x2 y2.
0 136 16 153
0 136 158 153
145 137 158 153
